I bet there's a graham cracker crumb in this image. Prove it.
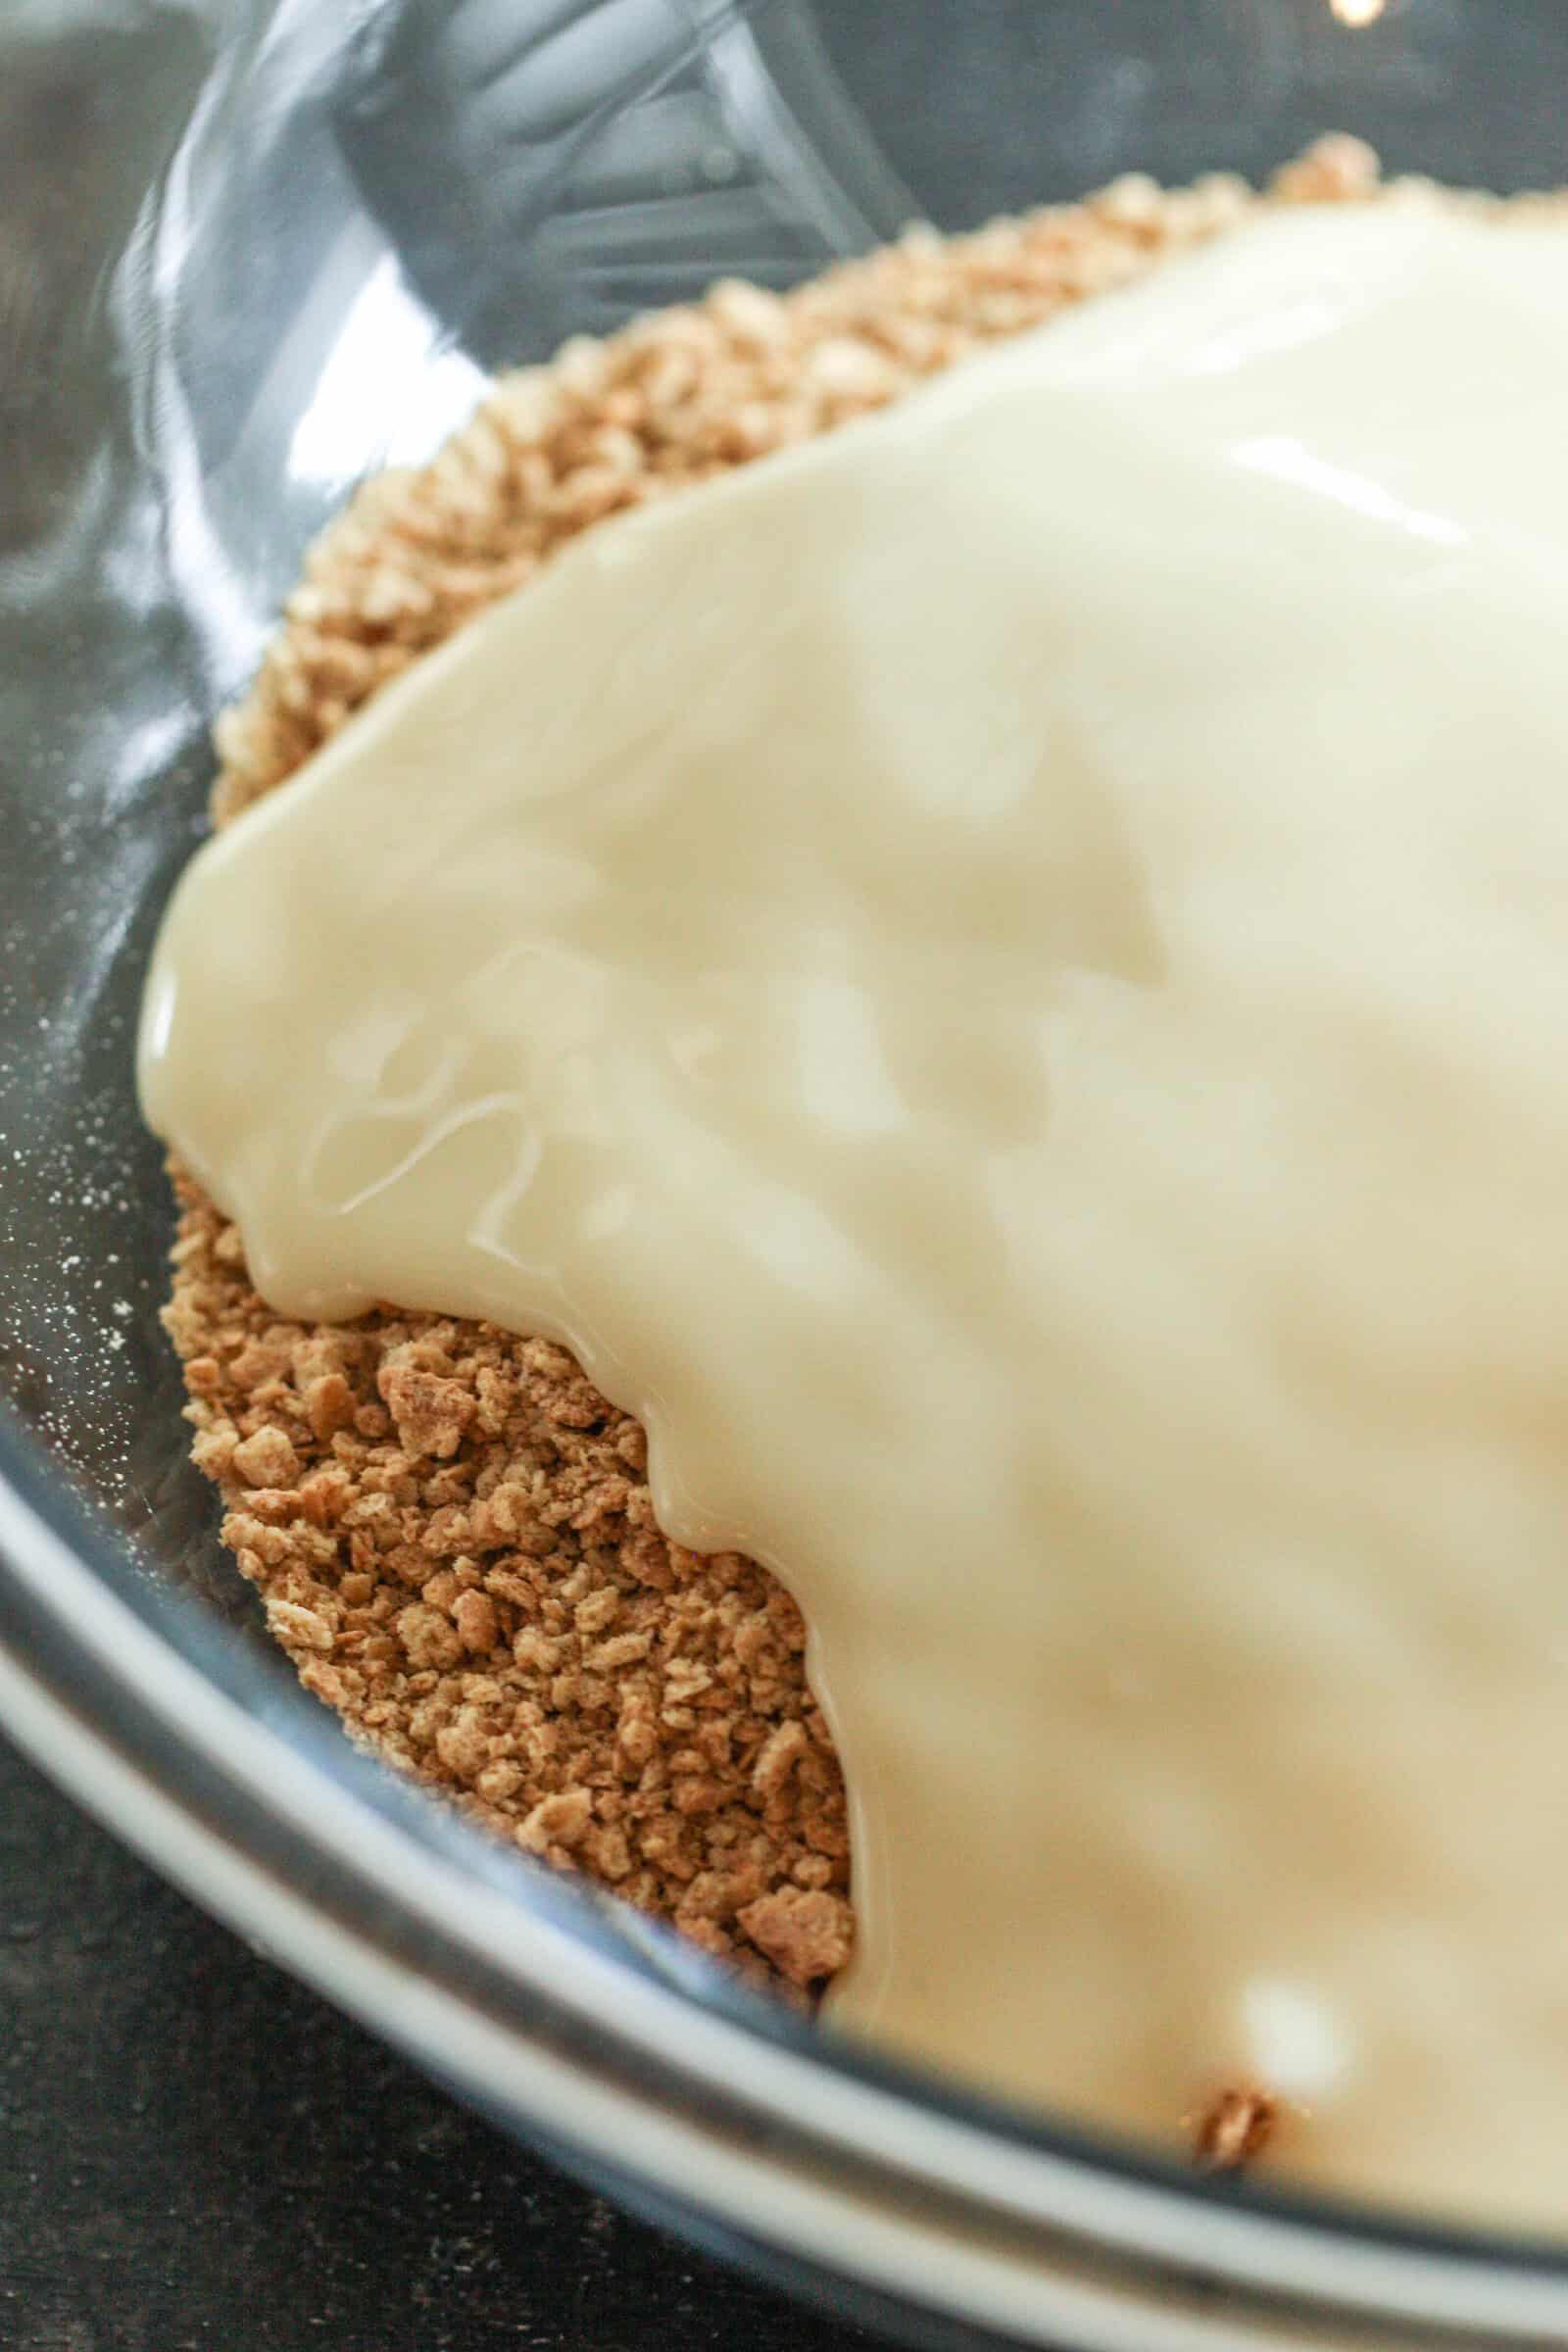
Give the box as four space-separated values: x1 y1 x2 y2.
377 1352 475 1459
163 142 1545 2052
1268 132 1381 206
1194 2086 1280 2175
736 1887 855 1988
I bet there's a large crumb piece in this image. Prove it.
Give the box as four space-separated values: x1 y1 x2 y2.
736 1886 855 1987
1193 2087 1280 2174
166 1179 849 1986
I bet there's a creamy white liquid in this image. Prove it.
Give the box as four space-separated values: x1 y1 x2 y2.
142 207 1568 2223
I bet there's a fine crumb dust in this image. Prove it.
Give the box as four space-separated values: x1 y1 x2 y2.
163 137 1535 2137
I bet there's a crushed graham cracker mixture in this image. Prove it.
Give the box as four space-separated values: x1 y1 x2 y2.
165 136 1536 2034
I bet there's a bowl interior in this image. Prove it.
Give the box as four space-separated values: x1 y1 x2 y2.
7 0 1568 2242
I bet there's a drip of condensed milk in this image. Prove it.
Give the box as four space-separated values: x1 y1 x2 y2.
141 206 1568 2223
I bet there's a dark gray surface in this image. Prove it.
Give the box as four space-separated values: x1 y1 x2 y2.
0 1736 866 2352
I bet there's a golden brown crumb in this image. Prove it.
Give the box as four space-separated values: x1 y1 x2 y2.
1267 131 1381 206
167 140 1544 2034
169 1167 852 1986
1194 2087 1281 2174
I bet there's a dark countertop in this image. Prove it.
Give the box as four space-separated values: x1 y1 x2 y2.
0 1736 867 2352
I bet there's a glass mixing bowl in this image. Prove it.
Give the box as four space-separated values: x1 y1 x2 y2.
7 5 1568 2343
